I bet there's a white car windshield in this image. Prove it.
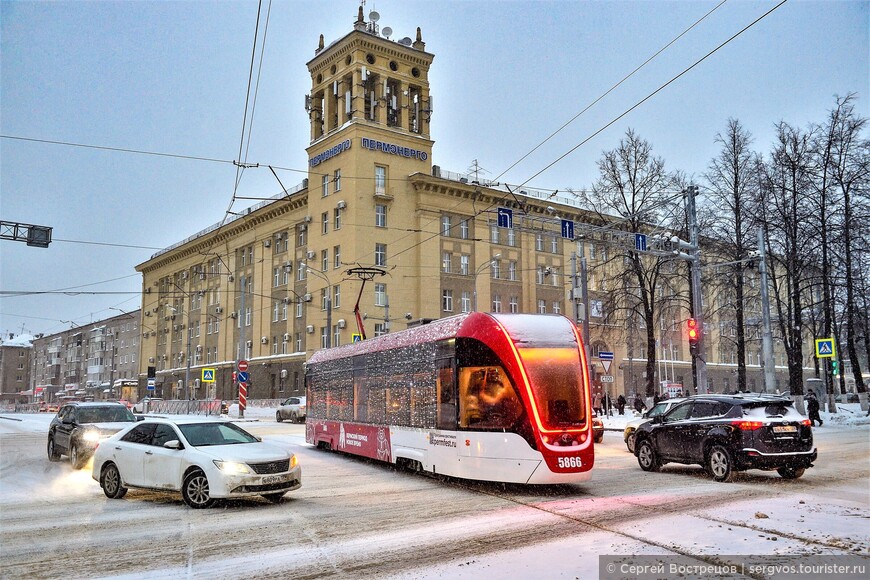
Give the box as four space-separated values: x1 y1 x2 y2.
178 423 259 447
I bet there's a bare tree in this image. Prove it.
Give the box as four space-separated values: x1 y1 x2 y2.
577 129 682 397
703 119 761 392
760 122 819 396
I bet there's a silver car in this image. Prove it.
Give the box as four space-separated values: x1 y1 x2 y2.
276 396 307 423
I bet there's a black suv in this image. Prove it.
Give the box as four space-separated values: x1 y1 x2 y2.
633 394 816 482
47 402 138 469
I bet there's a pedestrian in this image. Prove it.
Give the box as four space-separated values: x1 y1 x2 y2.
653 392 661 406
617 394 626 415
805 391 823 427
633 394 646 414
593 393 603 417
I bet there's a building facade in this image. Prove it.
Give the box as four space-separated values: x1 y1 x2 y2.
134 9 817 405
0 336 32 400
29 311 141 403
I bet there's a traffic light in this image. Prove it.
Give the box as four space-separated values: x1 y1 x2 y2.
687 318 699 355
832 360 839 376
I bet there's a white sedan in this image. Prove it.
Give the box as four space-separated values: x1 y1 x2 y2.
91 418 301 508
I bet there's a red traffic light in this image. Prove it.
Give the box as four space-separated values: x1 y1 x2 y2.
687 318 699 343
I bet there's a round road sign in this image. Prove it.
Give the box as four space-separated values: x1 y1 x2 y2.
238 360 249 372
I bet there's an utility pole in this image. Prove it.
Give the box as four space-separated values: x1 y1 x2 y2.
238 276 246 419
673 186 707 394
757 228 777 393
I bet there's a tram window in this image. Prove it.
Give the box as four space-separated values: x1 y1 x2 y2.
459 366 522 429
436 361 457 430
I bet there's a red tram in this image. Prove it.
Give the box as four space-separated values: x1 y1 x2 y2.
304 312 594 484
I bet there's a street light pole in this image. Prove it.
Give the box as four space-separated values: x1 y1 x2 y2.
473 253 501 311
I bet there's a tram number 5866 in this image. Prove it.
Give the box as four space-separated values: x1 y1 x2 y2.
557 456 583 469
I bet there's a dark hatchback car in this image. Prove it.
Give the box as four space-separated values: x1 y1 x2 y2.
48 402 138 469
633 394 816 482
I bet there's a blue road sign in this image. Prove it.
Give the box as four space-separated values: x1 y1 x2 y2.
352 333 362 343
635 233 647 252
815 338 835 358
147 378 155 391
237 371 249 383
561 219 574 240
497 207 513 229
599 351 614 360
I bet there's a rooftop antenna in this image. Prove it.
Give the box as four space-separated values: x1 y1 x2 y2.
467 159 491 183
367 8 380 36
382 26 392 39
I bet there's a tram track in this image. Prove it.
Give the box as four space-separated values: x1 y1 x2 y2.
435 469 867 577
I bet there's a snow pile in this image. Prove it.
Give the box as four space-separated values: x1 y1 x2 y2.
0 334 34 347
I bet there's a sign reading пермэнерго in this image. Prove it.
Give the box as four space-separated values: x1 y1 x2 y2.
309 139 352 167
361 137 428 161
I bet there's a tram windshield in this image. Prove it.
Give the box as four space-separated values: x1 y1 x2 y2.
518 347 587 428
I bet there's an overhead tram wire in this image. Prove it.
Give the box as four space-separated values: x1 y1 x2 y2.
382 0 789 268
490 0 729 185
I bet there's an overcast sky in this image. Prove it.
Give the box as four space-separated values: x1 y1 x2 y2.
1 0 867 338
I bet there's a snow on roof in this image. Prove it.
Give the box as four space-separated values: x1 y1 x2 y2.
1 334 34 348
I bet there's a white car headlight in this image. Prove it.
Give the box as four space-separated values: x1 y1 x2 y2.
82 429 101 443
213 460 252 475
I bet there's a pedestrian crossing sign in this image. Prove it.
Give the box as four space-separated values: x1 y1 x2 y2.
815 338 835 358
351 333 362 343
202 368 216 383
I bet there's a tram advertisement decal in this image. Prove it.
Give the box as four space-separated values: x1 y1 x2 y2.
429 433 457 448
314 421 392 462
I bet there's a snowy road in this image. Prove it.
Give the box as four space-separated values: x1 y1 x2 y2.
0 414 867 579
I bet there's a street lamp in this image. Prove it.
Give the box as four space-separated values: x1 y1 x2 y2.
473 253 501 311
303 263 332 347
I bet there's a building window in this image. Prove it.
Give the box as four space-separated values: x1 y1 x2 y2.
273 338 279 355
375 165 386 194
298 226 306 247
442 252 452 273
374 283 386 306
537 266 545 284
375 204 387 228
321 249 329 271
490 223 499 244
441 216 451 236
332 325 341 347
334 169 341 191
296 302 303 318
536 234 543 251
491 260 500 279
553 301 561 314
321 288 329 311
273 267 281 288
297 262 306 281
374 323 387 337
492 294 502 313
334 207 342 230
538 299 546 314
509 296 518 313
375 243 387 266
295 333 302 352
460 255 469 275
320 327 328 349
322 212 329 235
283 266 291 285
273 301 280 322
460 219 469 239
509 260 517 281
507 228 515 247
333 284 341 308
442 289 454 312
461 291 471 313
245 306 252 327
334 245 341 269
551 236 558 253
322 173 329 197
282 302 288 321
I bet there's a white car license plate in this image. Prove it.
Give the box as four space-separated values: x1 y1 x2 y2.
773 425 797 433
261 474 289 485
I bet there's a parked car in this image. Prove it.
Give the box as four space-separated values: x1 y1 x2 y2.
132 397 163 413
276 396 307 423
633 394 816 482
92 418 302 508
623 398 686 453
592 416 604 443
47 402 138 469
